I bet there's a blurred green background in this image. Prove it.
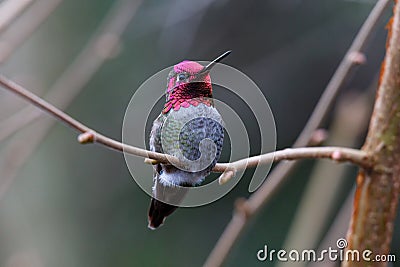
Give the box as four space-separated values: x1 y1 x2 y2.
0 0 398 266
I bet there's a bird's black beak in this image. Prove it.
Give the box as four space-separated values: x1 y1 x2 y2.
199 50 232 74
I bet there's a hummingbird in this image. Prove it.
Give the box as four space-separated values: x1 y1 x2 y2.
148 51 231 229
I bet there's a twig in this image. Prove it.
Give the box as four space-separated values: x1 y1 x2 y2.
0 73 175 162
215 146 371 173
0 0 140 141
0 0 35 34
216 145 370 184
0 74 372 174
204 0 391 266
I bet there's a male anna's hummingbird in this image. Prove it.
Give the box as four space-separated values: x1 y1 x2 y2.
148 51 231 229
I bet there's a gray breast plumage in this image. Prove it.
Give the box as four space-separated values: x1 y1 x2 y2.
150 103 224 186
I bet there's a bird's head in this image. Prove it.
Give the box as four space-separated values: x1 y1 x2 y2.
163 51 231 114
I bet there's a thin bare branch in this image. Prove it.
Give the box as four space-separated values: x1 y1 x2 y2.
0 0 139 141
0 74 372 176
204 0 391 266
215 146 371 173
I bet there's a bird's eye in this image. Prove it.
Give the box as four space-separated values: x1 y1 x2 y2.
177 73 188 82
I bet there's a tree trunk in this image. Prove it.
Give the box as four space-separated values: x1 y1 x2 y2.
343 1 400 266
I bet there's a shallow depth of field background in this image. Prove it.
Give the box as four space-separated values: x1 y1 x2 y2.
0 0 398 266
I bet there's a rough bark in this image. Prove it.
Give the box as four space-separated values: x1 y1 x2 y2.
343 1 400 266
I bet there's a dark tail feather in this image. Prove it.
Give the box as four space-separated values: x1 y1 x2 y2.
148 198 177 230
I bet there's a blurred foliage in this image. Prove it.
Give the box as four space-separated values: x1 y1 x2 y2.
0 0 398 267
